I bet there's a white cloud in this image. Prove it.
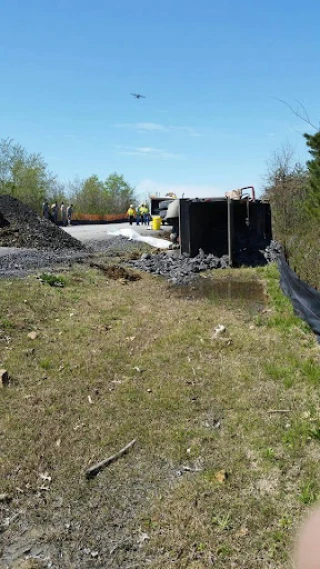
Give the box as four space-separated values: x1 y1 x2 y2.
115 122 201 137
136 179 225 199
116 146 185 160
136 123 167 132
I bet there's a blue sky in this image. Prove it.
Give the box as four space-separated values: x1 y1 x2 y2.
1 0 319 198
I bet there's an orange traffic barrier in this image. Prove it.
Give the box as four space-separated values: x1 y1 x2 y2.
72 213 127 222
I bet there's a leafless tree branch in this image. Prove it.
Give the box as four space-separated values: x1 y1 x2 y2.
274 97 319 131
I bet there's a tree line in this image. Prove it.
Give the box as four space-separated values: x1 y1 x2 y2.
263 124 320 287
0 138 136 215
2 129 320 286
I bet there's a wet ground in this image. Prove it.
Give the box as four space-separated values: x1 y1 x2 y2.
171 276 266 312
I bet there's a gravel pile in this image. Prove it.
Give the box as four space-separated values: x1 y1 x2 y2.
0 195 85 251
128 250 230 284
0 247 88 278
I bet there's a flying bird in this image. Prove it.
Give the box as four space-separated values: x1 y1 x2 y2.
130 93 146 99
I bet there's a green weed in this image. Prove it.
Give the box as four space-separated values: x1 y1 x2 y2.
39 273 66 287
299 481 319 505
39 358 51 370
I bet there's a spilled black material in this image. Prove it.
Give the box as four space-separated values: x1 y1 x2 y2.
278 255 320 341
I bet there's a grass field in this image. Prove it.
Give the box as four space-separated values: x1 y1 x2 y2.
1 261 320 568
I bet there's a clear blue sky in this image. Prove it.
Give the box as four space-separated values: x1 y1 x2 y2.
1 0 319 198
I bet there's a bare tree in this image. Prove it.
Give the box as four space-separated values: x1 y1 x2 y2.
263 144 308 242
274 97 319 131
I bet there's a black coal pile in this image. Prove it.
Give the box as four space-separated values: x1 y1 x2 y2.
0 195 85 251
127 250 230 284
263 240 282 263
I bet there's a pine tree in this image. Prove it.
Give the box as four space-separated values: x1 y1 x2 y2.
304 131 320 219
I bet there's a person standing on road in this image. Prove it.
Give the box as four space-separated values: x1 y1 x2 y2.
67 204 73 225
60 202 67 226
145 205 150 226
140 203 149 225
42 200 49 220
136 204 142 226
51 202 59 224
127 204 135 225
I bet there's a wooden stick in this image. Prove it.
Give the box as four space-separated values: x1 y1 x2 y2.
268 409 292 414
85 439 136 479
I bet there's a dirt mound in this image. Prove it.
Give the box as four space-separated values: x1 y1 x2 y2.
89 262 141 281
0 195 85 251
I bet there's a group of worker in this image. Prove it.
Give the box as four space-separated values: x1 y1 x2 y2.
42 201 73 226
127 203 150 226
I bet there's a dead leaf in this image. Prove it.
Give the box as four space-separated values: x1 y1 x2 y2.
236 527 249 537
55 438 61 448
216 470 228 483
88 395 93 404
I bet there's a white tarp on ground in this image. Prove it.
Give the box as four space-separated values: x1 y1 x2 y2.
109 228 170 249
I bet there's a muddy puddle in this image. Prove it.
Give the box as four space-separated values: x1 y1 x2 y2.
171 277 266 310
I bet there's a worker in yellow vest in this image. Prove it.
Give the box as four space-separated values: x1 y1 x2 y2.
140 204 150 225
127 204 135 225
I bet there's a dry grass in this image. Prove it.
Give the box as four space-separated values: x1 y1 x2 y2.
1 262 320 567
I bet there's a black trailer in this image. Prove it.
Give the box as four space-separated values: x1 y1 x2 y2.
179 198 272 266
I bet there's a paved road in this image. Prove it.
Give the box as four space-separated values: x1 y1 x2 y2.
64 223 171 243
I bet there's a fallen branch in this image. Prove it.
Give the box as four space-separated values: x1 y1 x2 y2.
85 439 136 479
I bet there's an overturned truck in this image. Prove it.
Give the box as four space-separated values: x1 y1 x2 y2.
166 188 272 266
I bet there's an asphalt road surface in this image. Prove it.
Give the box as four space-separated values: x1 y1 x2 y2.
64 222 171 243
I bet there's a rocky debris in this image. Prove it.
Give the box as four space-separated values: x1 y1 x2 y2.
212 324 226 339
0 369 9 387
27 332 38 340
127 238 278 284
127 250 228 284
0 195 85 251
263 240 282 263
0 247 88 278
